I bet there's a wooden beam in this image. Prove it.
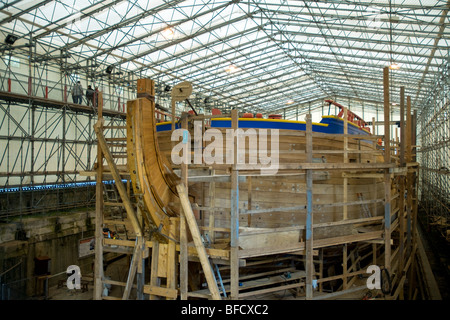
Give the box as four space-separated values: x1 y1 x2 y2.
149 240 160 300
94 96 104 301
383 67 392 273
144 285 178 299
179 115 188 300
176 184 221 300
400 87 405 166
122 237 143 300
230 109 240 300
305 113 314 300
166 219 177 300
343 107 348 221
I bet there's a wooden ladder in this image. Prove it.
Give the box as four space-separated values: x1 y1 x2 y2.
94 116 181 300
94 118 147 300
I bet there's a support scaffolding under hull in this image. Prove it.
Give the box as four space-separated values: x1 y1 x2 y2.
93 76 423 300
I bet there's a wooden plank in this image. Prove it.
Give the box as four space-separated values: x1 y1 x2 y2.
398 88 406 299
239 243 306 258
208 168 217 243
171 99 176 131
400 87 406 166
144 285 178 299
102 296 122 300
103 238 135 247
94 97 104 301
122 237 143 300
383 66 392 273
238 228 301 250
235 162 396 171
247 176 252 227
166 219 177 300
176 184 221 300
343 244 348 290
230 109 239 300
343 107 348 221
313 230 383 248
149 240 160 300
181 245 230 259
179 114 188 300
305 113 314 300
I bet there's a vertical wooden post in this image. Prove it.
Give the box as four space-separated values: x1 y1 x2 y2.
372 116 377 216
149 240 160 300
247 176 252 227
305 113 314 300
230 109 240 300
136 242 145 300
208 169 216 243
412 110 417 162
398 86 406 299
180 115 188 300
166 219 177 300
94 92 104 300
383 66 391 273
319 249 323 293
343 107 348 220
400 87 406 166
411 110 418 258
343 244 348 290
171 99 176 131
384 67 391 162
406 96 412 251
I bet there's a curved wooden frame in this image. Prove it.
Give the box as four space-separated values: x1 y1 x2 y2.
127 95 180 242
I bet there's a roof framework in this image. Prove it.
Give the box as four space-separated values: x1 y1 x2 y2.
0 0 448 114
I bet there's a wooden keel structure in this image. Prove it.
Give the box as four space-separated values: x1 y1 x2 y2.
92 75 426 300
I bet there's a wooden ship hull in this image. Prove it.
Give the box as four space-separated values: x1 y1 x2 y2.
155 118 388 248
94 78 419 300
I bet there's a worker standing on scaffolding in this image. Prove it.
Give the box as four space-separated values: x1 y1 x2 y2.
71 81 83 104
86 85 94 107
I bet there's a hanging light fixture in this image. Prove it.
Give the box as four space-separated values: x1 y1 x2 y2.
286 99 295 105
389 62 400 70
162 26 175 39
225 64 240 73
4 34 18 45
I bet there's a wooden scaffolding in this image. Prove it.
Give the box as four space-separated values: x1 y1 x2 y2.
92 68 421 300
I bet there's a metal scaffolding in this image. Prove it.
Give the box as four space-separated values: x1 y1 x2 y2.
0 1 448 222
418 53 450 241
0 0 447 114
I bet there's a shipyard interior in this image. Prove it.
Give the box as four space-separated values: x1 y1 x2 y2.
0 0 449 304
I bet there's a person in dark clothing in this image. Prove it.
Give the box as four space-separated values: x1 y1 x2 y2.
71 81 83 104
86 85 94 107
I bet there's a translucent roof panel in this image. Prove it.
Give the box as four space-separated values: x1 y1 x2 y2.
0 0 448 113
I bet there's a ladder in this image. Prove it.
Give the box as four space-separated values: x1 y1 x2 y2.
93 108 181 300
93 109 148 300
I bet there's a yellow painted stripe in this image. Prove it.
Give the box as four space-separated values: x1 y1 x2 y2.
211 117 328 127
156 121 172 126
322 115 371 133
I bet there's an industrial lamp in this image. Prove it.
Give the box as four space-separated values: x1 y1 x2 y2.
389 62 400 70
106 65 114 74
5 34 18 45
